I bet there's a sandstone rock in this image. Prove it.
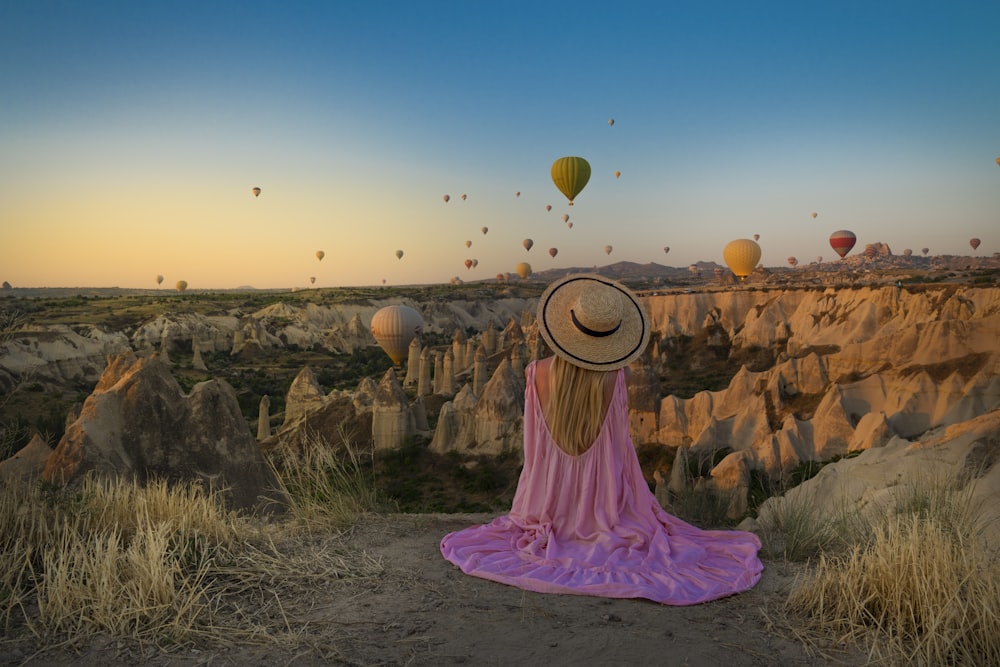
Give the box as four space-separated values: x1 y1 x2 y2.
42 351 287 514
372 369 412 451
472 357 524 456
282 366 327 428
0 434 52 483
0 324 131 392
257 395 271 440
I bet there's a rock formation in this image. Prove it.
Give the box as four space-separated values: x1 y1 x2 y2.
42 351 287 514
0 434 53 483
372 369 413 451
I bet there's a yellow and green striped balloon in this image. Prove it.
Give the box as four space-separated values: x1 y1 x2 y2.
551 156 591 205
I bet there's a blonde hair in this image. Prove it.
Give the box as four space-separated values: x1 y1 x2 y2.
545 356 612 456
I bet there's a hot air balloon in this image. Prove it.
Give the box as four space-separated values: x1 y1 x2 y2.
465 240 472 248
472 259 479 268
753 234 760 242
787 256 798 267
155 274 164 286
514 191 520 198
614 170 621 179
545 204 552 212
864 244 877 259
608 118 615 127
551 156 591 205
816 256 823 263
722 239 762 281
903 248 912 257
370 305 423 365
316 250 325 261
996 157 1000 168
252 187 261 197
663 246 670 254
811 212 818 219
443 194 450 203
548 247 558 258
396 249 404 259
175 280 188 292
567 221 573 229
604 245 613 255
523 238 534 251
460 194 467 200
464 259 473 270
481 226 488 235
829 230 857 259
922 247 930 256
970 238 981 251
515 262 532 279
309 276 316 284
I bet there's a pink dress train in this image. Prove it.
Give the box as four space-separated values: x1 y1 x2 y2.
440 361 763 606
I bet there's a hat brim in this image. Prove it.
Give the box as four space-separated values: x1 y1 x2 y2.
537 274 650 371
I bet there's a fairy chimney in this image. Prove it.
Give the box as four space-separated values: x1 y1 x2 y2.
372 368 412 451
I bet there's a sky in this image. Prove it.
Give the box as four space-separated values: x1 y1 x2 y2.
1 1 998 289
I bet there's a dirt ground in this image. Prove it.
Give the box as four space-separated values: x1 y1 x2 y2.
2 513 869 667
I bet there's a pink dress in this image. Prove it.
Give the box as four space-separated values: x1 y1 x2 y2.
440 360 763 605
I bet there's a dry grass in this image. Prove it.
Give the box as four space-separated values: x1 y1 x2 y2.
779 476 1000 666
0 429 387 655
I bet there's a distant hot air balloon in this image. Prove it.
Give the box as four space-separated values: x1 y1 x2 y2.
481 226 488 235
514 191 520 198
663 246 670 254
562 214 570 223
567 222 573 229
370 305 423 365
155 274 164 286
175 280 188 292
464 259 473 270
252 187 261 197
996 157 1000 168
523 238 534 251
614 170 621 179
465 240 472 248
903 248 912 257
310 276 316 284
829 230 857 259
472 259 479 268
316 250 325 261
970 238 981 251
864 244 877 259
548 247 558 258
545 204 552 212
443 194 450 203
396 249 404 259
787 256 798 267
816 256 823 263
551 156 591 205
608 118 615 127
604 245 613 255
515 262 532 279
811 212 818 219
753 234 760 242
460 194 467 200
922 247 930 256
723 239 762 281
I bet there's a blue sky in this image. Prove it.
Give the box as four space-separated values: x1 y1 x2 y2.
1 1 998 288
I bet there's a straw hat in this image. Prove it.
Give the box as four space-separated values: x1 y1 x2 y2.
536 273 650 371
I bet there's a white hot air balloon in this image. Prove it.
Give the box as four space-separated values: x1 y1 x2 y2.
370 305 424 365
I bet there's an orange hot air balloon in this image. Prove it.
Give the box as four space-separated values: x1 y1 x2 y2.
970 237 981 251
829 230 857 259
370 305 424 365
548 247 558 258
252 187 261 197
614 170 621 179
722 239 762 280
515 262 532 279
604 245 613 255
464 259 473 270
175 280 188 292
523 238 534 251
316 250 325 261
811 211 818 219
562 214 570 223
